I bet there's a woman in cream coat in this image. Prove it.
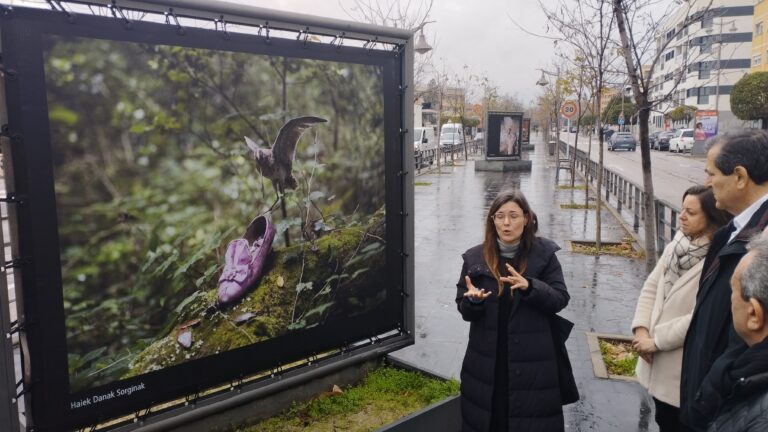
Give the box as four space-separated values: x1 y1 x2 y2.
632 185 731 432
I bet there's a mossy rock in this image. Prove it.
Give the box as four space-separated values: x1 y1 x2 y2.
125 210 386 378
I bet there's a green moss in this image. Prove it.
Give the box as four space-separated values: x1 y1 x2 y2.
414 182 432 186
227 366 460 432
556 184 587 190
599 339 638 376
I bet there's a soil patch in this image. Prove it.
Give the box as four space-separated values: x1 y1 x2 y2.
570 239 644 259
560 203 596 210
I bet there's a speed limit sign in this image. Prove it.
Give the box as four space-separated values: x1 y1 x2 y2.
560 100 578 119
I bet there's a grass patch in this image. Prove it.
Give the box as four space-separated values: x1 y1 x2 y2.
414 182 432 186
230 366 460 432
556 184 587 190
560 203 596 210
571 239 644 259
599 339 638 377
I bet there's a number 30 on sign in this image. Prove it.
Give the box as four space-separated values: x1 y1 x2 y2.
560 100 578 119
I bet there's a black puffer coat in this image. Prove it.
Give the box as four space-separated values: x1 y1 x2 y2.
455 237 570 432
703 338 768 431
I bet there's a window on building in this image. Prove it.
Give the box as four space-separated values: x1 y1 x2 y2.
666 29 676 41
701 16 713 31
701 41 712 54
757 22 765 36
665 50 675 61
699 63 711 80
754 54 762 66
697 87 709 104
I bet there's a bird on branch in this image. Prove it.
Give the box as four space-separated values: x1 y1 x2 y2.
244 116 328 194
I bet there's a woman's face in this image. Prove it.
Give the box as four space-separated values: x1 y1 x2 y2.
679 194 709 238
492 201 527 244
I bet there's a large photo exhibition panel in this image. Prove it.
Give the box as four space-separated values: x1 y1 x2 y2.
1 7 407 430
486 112 523 159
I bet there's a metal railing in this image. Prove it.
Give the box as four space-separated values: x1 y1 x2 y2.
559 140 680 254
414 139 484 173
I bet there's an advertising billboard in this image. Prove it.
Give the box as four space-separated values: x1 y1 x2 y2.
486 111 523 159
694 110 718 139
2 7 408 430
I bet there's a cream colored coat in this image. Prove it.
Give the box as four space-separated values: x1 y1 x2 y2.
631 231 706 407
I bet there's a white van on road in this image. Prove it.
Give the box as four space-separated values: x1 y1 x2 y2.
440 123 465 147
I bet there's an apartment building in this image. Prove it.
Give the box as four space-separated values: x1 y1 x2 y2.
650 0 754 133
753 0 768 71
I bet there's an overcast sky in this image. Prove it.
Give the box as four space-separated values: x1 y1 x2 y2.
229 0 559 105
11 0 676 105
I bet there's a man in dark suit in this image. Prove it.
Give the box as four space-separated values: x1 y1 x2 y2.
679 130 768 431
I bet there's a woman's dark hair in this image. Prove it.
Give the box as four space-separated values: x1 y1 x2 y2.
483 189 538 294
683 185 732 236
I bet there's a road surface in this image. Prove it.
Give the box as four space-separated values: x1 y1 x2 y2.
560 131 706 207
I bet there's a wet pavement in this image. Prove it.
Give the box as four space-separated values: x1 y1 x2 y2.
390 133 659 431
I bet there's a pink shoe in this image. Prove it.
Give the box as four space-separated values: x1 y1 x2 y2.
217 214 276 306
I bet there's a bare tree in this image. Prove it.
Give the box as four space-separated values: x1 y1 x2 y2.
341 0 436 99
612 0 713 270
539 0 616 250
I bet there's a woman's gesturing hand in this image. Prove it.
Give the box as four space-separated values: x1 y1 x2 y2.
463 276 492 301
501 263 529 291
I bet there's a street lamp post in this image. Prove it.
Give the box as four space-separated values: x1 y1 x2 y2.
706 18 737 133
536 67 563 157
412 21 435 166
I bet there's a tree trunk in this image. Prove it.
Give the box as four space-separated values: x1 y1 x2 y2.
596 93 603 250
613 0 658 271
638 107 657 271
585 129 592 208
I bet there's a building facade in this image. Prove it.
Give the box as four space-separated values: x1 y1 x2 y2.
752 0 768 71
650 0 754 133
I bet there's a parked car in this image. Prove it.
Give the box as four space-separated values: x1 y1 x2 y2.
656 130 676 151
569 125 578 133
609 132 636 151
474 131 485 141
669 128 694 153
649 131 661 150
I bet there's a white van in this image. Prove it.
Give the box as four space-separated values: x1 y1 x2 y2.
440 123 465 147
414 127 437 152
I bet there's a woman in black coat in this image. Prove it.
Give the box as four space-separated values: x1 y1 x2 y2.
456 189 571 432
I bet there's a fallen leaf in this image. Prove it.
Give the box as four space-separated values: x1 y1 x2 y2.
277 275 285 288
234 312 256 325
178 318 201 329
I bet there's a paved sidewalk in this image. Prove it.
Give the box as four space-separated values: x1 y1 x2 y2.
391 134 659 431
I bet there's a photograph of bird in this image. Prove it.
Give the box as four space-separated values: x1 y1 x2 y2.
245 116 327 246
244 116 327 193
